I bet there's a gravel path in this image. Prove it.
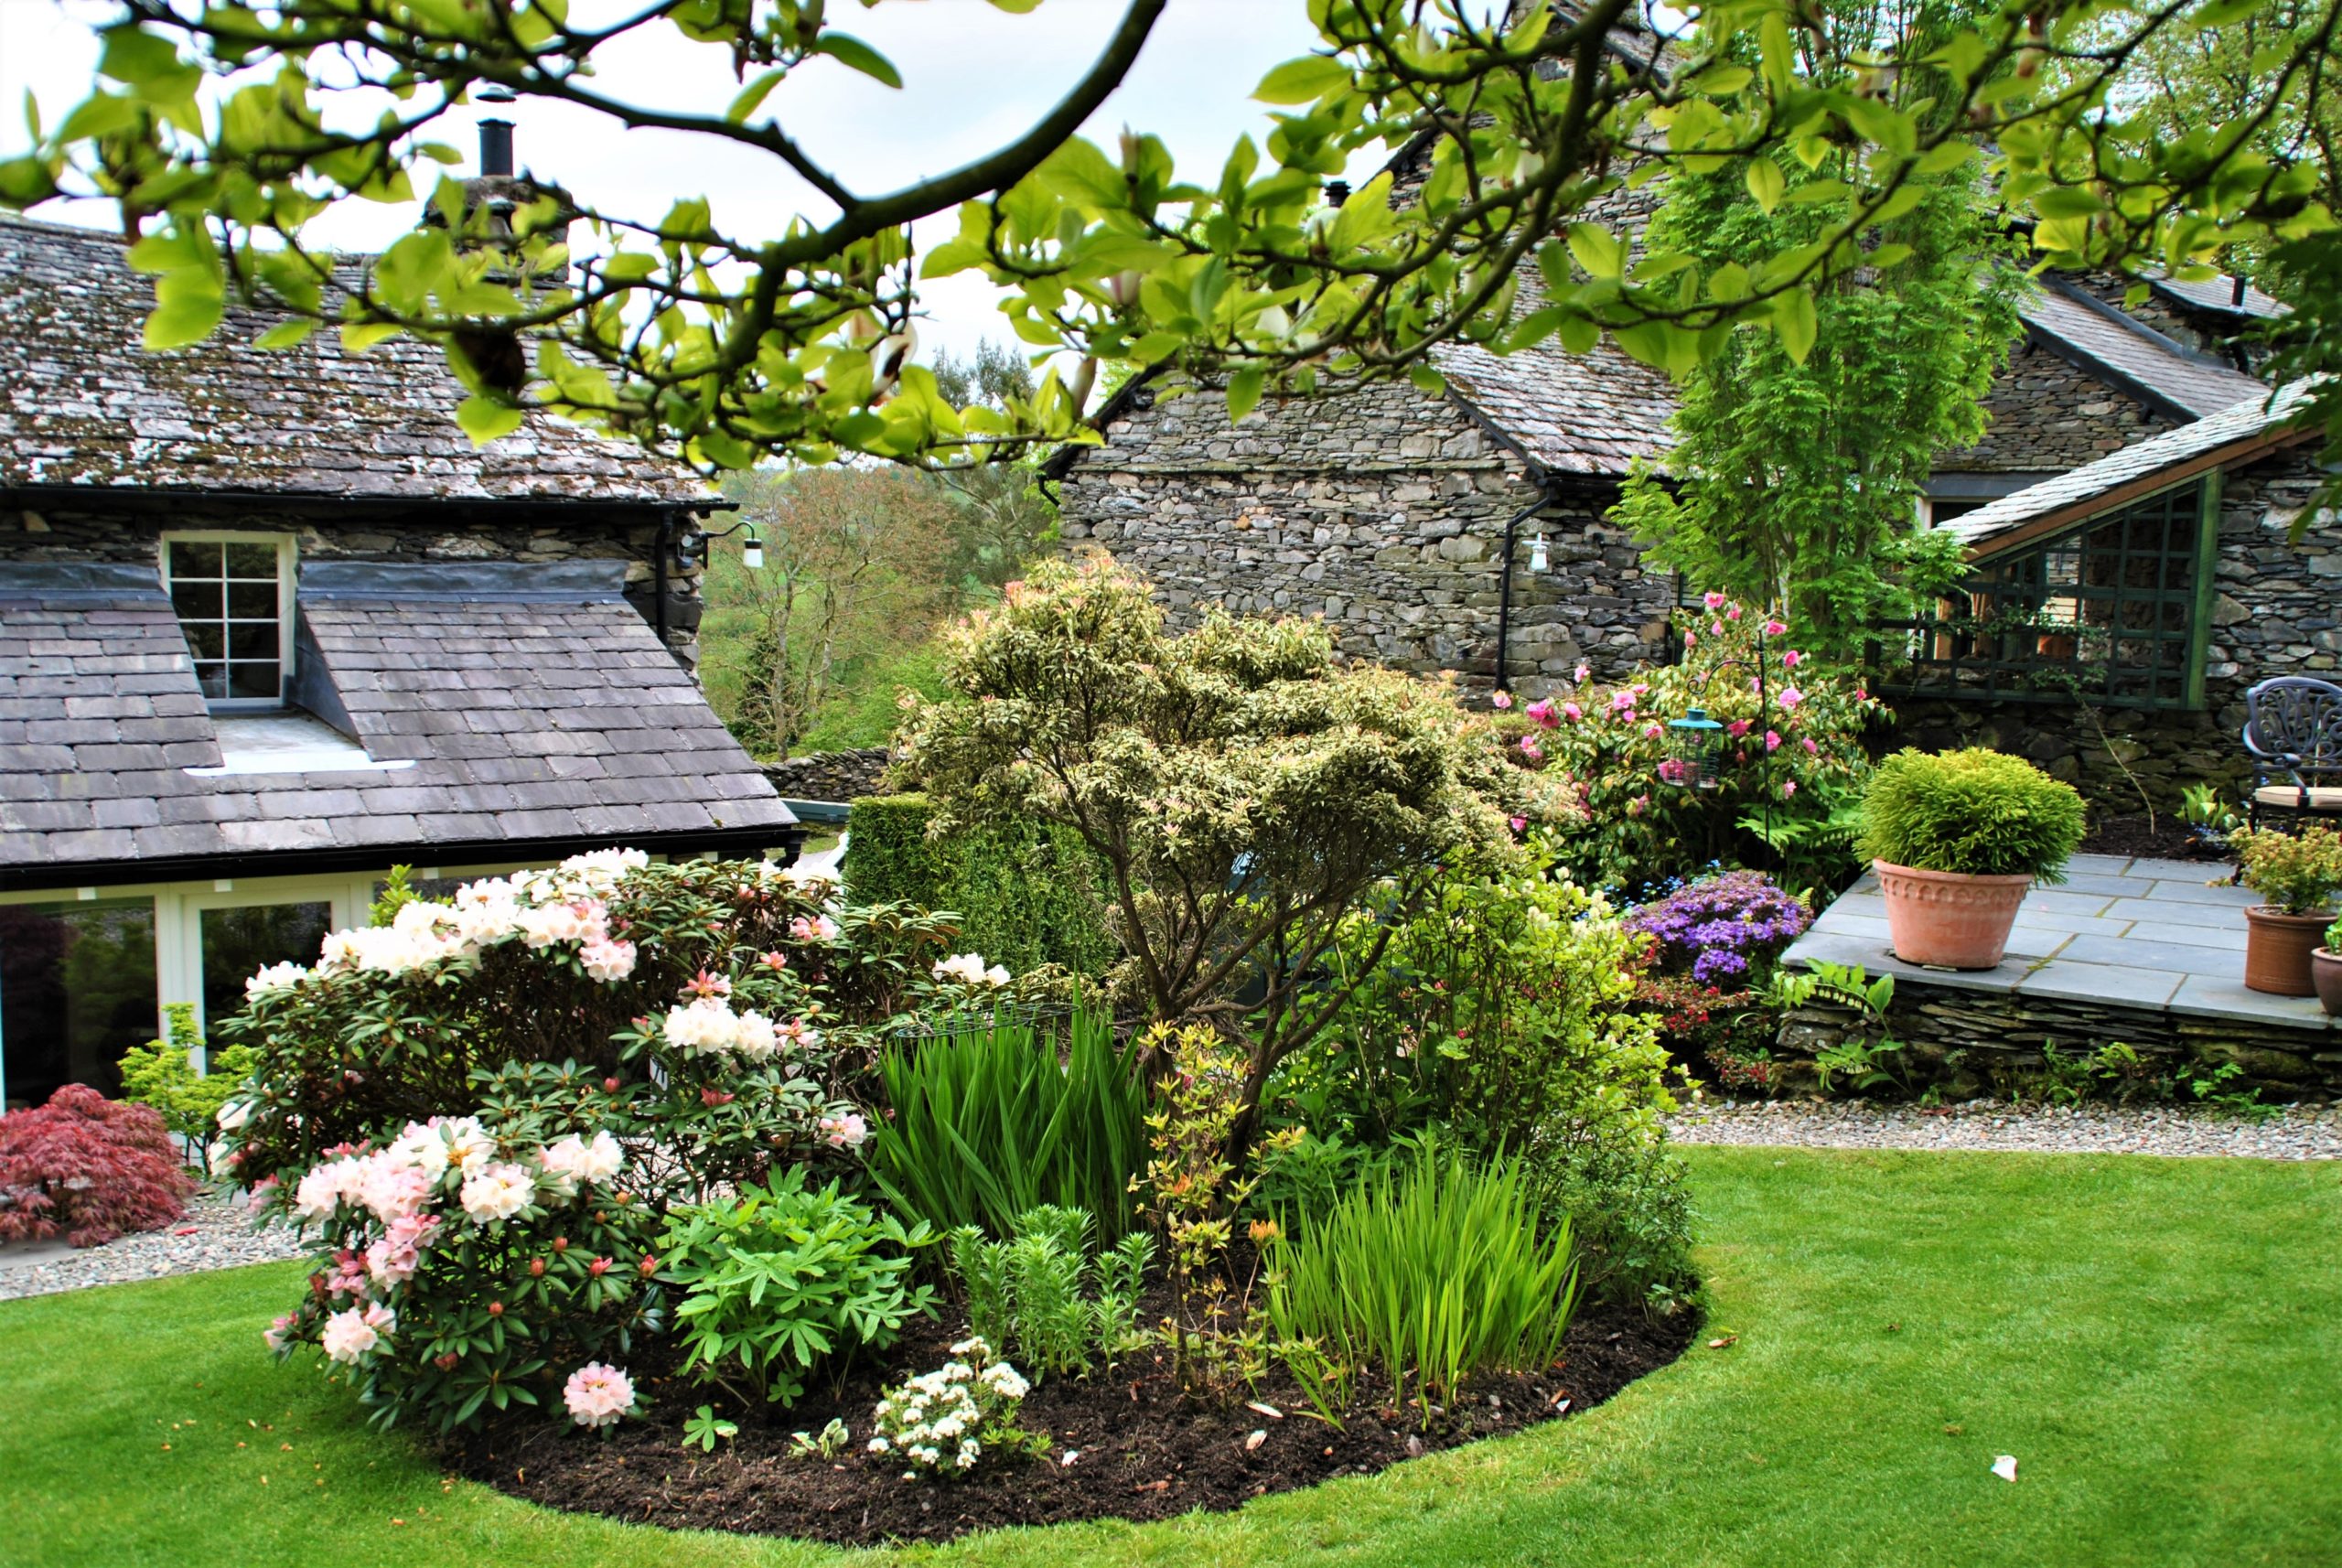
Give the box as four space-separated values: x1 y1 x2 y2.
0 1189 305 1305
1666 1099 2342 1161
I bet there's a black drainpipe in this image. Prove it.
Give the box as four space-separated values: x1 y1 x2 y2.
1492 488 1552 695
654 509 675 653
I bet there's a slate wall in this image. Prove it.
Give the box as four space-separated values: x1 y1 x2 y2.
1939 338 2180 476
1056 378 1675 694
0 497 704 663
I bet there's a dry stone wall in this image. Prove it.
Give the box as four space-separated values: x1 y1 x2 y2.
1057 377 1674 694
1939 338 2179 476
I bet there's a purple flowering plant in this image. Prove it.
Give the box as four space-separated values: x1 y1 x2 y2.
1626 870 1811 985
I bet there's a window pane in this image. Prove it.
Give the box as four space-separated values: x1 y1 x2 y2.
223 542 279 578
171 579 221 620
182 621 225 660
227 661 281 701
227 580 277 620
200 903 331 1038
193 660 230 698
228 621 277 660
167 540 224 580
0 900 158 1108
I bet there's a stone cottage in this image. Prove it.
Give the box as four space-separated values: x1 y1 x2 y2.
0 212 798 1109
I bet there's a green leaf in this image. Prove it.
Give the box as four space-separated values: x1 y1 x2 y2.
813 34 902 90
143 285 221 351
727 68 787 124
1774 286 1818 366
1746 158 1784 216
1566 222 1625 279
253 318 317 350
987 0 1044 11
456 395 526 445
1225 366 1265 424
2030 185 2106 220
1253 55 1348 105
1408 361 1446 397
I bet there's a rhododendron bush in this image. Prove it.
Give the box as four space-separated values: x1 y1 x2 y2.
1491 597 1880 893
220 849 1010 1433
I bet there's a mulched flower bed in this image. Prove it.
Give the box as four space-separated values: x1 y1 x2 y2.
2079 814 2233 864
447 1296 1693 1546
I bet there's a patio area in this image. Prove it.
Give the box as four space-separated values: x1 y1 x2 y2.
1787 854 2340 1047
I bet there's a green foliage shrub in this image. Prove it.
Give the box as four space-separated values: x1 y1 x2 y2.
1858 747 2087 879
864 1011 1148 1240
843 793 1119 976
661 1169 937 1405
947 1204 1152 1380
1265 1146 1579 1422
117 1002 257 1167
2230 825 2342 916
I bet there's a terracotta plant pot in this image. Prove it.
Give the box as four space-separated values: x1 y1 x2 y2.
1874 860 2035 970
2310 947 2342 1016
2241 907 2333 997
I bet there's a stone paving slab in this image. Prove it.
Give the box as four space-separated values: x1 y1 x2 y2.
1788 856 2338 1036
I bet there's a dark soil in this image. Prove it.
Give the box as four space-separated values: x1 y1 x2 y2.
2079 813 2235 865
446 1294 1693 1546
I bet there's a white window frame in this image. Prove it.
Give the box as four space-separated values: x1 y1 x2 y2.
159 532 299 712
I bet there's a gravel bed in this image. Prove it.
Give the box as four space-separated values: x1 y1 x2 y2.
0 1188 305 1304
1666 1099 2342 1160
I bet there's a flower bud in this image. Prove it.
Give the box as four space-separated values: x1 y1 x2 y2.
529 1258 546 1277
488 1301 504 1317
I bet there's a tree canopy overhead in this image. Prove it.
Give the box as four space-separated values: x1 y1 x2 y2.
2 0 2334 475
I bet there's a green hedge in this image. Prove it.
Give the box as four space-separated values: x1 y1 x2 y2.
843 794 1119 976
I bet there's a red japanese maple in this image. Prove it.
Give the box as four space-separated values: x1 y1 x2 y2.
0 1084 195 1248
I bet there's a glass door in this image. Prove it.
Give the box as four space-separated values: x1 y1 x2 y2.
197 900 333 1038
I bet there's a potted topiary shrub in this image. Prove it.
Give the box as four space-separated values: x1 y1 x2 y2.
1857 747 2087 970
2229 826 2342 997
2315 918 2342 1016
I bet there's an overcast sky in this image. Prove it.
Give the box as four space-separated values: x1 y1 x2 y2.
0 0 1445 363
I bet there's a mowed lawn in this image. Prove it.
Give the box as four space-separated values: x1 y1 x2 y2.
5 1145 2336 1568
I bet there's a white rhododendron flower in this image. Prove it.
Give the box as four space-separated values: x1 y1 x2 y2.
321 1303 394 1363
731 1009 780 1060
244 961 310 998
539 1131 623 1187
931 952 993 986
439 1117 497 1175
819 1112 868 1149
458 1161 535 1223
579 938 637 982
564 1362 636 1428
215 1098 252 1132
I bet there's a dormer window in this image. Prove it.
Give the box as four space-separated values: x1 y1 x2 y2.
163 534 295 707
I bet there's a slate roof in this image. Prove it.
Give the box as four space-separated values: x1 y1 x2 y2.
0 213 701 503
0 561 793 884
1943 381 2314 552
2019 280 2267 421
2148 271 2289 322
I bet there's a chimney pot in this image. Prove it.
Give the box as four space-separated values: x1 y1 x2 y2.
479 119 515 178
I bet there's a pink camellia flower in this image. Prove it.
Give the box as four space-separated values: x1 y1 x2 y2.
1524 697 1556 727
1765 730 1782 753
1519 736 1545 760
1574 662 1591 683
1782 780 1799 798
1703 591 1727 610
1854 686 1870 703
1563 702 1583 722
1643 722 1663 740
681 969 731 1000
1609 691 1636 713
1726 719 1751 738
1682 631 1697 650
1490 690 1513 710
1763 618 1789 637
1657 758 1687 783
759 950 789 972
1628 794 1649 816
564 1362 636 1430
1509 815 1527 833
1778 686 1805 710
1783 650 1802 669
1802 736 1819 755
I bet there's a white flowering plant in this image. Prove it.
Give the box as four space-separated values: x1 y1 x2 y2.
219 850 983 1434
865 1337 1039 1477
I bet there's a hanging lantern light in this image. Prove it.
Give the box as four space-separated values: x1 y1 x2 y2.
740 522 765 571
1661 706 1725 790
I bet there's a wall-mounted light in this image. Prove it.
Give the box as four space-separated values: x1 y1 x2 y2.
1529 533 1549 573
673 518 766 573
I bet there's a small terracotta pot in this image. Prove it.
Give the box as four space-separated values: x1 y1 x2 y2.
2241 907 2333 997
1874 860 2035 970
2311 947 2342 1016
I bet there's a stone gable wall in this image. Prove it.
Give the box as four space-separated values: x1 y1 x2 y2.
2 498 704 663
1891 446 2338 810
1057 378 1673 693
1939 338 2180 476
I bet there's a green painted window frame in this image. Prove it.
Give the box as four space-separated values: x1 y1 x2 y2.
1874 476 2216 713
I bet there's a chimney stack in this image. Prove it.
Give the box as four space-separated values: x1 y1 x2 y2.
478 86 517 177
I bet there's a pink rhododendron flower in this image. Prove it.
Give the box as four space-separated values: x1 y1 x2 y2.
1609 691 1637 713
1490 690 1513 710
1764 618 1788 637
681 969 731 1000
580 938 637 983
820 1112 870 1148
1681 631 1696 650
1523 697 1555 726
759 949 789 972
458 1162 535 1224
1657 758 1688 783
540 1132 623 1187
564 1362 636 1429
1710 620 1724 637
263 1313 296 1354
1703 591 1727 610
321 1303 393 1364
1778 686 1805 710
1726 719 1751 738
1765 730 1782 753
790 914 839 943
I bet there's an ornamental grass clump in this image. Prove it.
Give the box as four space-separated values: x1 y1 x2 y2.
1265 1147 1578 1423
1857 747 2086 880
